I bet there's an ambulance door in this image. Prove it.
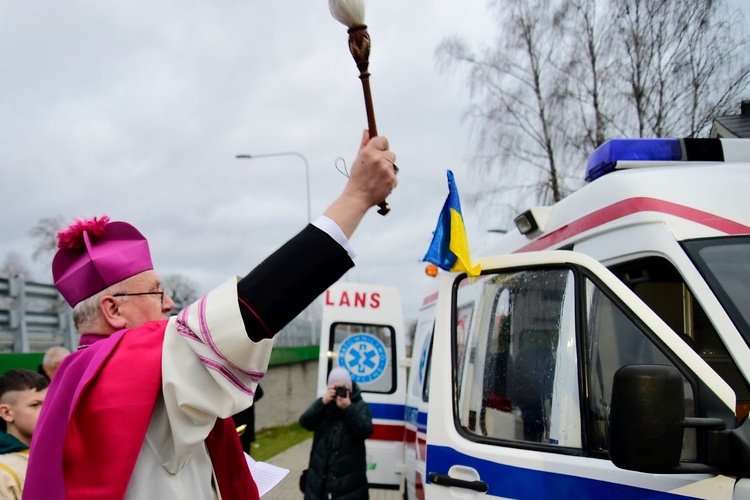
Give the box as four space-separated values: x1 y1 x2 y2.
404 299 436 500
318 282 407 488
425 251 737 499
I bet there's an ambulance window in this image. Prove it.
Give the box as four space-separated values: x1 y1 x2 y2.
411 319 434 402
455 301 475 394
609 256 750 420
329 322 397 394
584 277 697 460
454 269 581 449
684 236 750 344
422 334 433 403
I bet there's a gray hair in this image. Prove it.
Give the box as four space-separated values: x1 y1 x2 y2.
71 282 128 331
42 346 71 368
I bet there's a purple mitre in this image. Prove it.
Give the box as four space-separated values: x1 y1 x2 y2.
52 216 154 307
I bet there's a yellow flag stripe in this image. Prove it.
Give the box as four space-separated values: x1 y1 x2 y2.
448 208 481 276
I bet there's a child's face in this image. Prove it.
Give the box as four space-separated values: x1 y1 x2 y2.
0 388 48 445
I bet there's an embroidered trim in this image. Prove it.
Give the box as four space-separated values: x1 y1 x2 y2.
175 305 202 343
198 355 262 395
196 296 265 378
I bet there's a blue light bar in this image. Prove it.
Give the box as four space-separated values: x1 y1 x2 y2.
586 138 683 182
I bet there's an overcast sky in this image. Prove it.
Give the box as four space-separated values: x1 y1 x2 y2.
1 1 748 321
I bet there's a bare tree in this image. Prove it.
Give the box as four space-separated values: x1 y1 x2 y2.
560 0 618 152
568 0 750 140
612 0 750 138
436 0 586 224
669 0 750 136
0 252 33 280
28 216 66 264
163 273 200 312
438 0 749 226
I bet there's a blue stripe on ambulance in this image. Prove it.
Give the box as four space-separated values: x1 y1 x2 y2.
368 402 406 421
426 445 694 499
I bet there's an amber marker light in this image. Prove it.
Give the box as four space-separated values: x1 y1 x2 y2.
425 264 439 277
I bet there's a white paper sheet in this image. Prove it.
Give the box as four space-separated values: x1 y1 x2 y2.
244 453 290 497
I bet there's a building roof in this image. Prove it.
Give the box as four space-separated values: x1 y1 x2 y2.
710 100 750 138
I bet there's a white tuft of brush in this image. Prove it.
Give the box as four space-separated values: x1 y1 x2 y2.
329 0 365 28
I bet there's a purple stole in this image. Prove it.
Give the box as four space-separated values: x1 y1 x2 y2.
24 322 258 499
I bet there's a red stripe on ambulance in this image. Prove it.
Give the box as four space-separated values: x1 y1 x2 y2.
518 197 750 253
369 423 405 442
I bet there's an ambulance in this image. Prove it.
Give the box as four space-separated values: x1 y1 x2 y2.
318 137 750 499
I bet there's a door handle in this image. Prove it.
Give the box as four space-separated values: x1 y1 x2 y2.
428 472 489 492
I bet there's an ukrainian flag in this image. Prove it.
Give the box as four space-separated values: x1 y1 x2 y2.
423 170 481 276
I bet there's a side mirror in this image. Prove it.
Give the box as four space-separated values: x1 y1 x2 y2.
609 365 725 474
609 365 686 472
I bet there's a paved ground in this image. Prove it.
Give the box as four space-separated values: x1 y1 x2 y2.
261 438 401 500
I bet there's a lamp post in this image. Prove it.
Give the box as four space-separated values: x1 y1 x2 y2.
235 151 315 345
235 152 311 224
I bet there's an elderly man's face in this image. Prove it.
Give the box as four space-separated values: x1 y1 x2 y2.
113 270 175 327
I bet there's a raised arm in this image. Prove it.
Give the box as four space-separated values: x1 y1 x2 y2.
237 131 397 340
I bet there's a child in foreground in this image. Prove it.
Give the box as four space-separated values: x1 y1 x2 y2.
0 369 49 499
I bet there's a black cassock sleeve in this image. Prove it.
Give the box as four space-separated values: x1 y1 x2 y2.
237 224 354 342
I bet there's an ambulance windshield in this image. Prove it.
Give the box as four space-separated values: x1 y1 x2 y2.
683 236 750 347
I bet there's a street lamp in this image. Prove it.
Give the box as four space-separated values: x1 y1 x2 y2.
236 151 315 345
235 152 311 224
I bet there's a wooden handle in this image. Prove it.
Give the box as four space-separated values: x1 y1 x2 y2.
348 25 389 216
361 77 389 215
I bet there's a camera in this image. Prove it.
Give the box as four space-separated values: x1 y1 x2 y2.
335 386 349 398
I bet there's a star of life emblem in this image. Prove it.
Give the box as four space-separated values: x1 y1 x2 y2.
338 333 387 384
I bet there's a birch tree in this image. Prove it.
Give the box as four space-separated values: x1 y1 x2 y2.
437 0 584 218
438 0 750 225
612 0 749 137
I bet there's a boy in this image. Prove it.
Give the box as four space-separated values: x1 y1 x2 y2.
0 370 49 499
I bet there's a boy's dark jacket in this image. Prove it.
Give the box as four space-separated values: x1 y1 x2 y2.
0 433 27 454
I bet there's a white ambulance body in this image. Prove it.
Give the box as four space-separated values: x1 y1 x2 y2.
319 138 750 499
